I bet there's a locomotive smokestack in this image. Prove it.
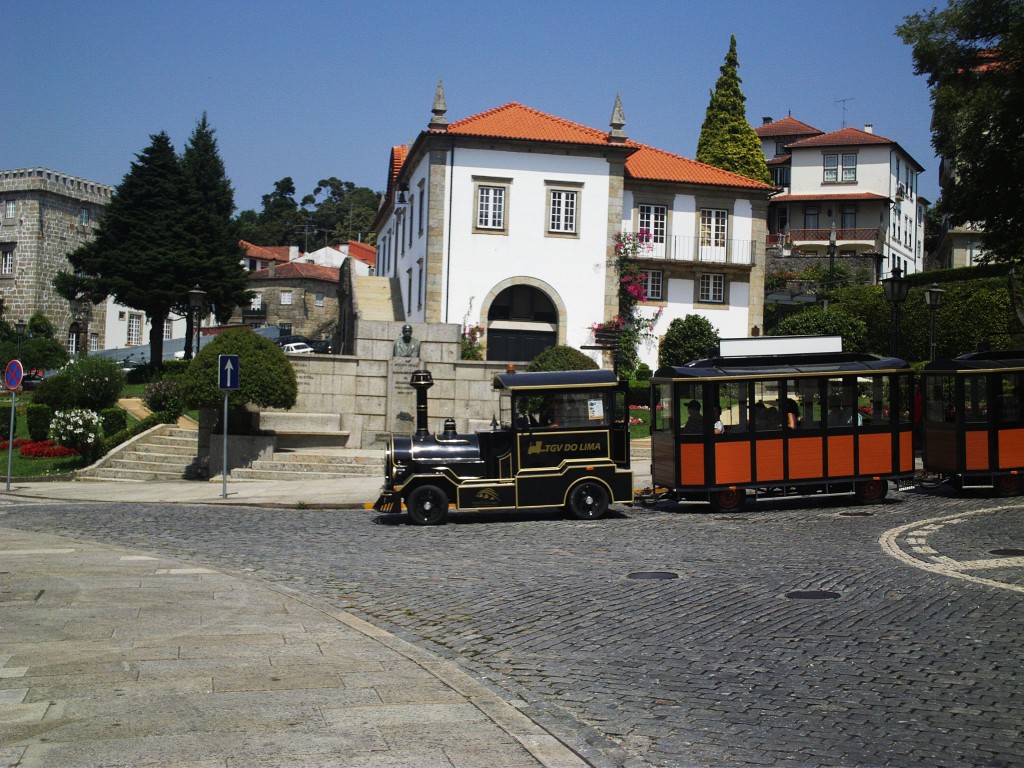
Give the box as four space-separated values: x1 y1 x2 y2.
409 369 434 440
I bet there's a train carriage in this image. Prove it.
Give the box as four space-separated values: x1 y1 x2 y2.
921 350 1024 495
649 349 916 511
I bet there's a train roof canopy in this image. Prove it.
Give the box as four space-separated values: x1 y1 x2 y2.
653 352 910 380
924 349 1024 373
492 369 620 391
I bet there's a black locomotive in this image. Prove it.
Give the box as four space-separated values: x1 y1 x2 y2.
374 368 634 524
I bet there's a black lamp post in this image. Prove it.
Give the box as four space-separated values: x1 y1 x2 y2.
188 285 207 356
15 319 26 358
881 267 910 357
923 283 946 361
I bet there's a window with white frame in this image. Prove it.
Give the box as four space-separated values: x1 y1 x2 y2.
251 292 262 310
163 318 173 340
281 290 293 306
127 314 142 346
1 249 13 275
547 188 578 234
475 182 507 232
640 269 663 300
315 291 324 307
79 208 90 226
842 153 857 182
698 273 725 303
639 204 667 244
823 154 838 182
700 209 728 247
4 200 14 219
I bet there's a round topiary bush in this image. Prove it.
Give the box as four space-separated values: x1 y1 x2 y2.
528 345 599 372
37 356 126 412
180 328 297 419
658 315 721 368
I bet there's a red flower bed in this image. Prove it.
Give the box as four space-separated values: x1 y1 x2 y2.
16 440 79 458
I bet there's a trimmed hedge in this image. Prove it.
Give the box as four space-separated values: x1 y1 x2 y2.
26 403 52 442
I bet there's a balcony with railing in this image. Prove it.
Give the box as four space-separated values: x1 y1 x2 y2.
627 234 757 266
768 227 882 248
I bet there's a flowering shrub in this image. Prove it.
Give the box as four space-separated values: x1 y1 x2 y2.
19 440 78 458
461 323 485 360
143 377 186 417
50 408 101 460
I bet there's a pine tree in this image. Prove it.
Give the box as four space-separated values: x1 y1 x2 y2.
695 36 771 185
180 114 250 356
56 131 191 363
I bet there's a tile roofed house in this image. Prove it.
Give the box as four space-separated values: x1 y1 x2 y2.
373 86 773 366
754 115 928 284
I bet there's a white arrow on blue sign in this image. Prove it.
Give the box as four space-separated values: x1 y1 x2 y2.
218 354 240 390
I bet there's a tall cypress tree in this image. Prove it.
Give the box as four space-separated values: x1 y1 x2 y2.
56 131 191 363
695 36 771 185
180 113 250 356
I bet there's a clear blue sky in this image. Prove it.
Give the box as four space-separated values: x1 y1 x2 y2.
5 0 940 217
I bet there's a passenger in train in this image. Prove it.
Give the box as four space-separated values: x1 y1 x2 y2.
682 400 704 433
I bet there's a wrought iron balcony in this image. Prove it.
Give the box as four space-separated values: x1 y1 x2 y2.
628 235 757 266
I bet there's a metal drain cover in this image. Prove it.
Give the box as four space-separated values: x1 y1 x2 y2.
627 571 679 580
989 548 1024 557
785 590 840 600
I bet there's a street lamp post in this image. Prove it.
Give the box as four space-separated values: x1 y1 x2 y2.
923 283 946 361
15 319 26 358
188 285 207 357
881 267 910 358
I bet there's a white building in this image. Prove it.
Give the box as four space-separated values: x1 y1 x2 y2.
755 117 927 278
373 88 772 366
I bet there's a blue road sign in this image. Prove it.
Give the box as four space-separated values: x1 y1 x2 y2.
4 360 24 391
218 355 240 390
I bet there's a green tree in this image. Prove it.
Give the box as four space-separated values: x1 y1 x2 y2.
180 328 297 430
658 315 721 368
179 114 251 355
695 35 771 185
528 344 598 372
898 1 1024 263
56 131 191 364
772 306 869 353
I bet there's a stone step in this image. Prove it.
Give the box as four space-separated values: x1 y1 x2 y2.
106 455 198 473
79 467 197 482
228 466 376 481
119 441 197 458
268 450 382 466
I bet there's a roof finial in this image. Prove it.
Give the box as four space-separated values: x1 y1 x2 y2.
429 79 448 130
608 92 626 143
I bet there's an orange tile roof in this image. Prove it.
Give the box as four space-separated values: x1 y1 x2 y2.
388 146 407 194
625 144 772 190
445 102 614 145
348 240 376 267
787 126 895 149
435 102 770 190
240 240 291 263
250 261 339 282
755 116 823 138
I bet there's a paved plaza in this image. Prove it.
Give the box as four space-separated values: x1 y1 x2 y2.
1 482 1022 767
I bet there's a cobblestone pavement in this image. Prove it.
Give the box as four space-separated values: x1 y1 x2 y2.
2 484 1022 767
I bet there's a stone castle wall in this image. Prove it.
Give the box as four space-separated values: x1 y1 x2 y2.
0 169 113 345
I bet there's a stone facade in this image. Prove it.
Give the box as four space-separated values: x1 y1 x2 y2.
0 168 112 350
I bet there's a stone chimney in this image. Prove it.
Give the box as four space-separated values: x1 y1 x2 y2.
762 116 773 125
864 124 874 134
429 79 448 131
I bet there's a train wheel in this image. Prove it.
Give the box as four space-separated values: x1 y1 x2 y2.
854 479 889 504
995 473 1021 496
710 488 746 513
568 481 610 520
406 485 449 526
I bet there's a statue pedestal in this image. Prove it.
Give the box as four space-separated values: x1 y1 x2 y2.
387 358 421 435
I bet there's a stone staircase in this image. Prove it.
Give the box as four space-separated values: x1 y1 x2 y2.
227 448 383 481
354 274 402 321
78 425 203 482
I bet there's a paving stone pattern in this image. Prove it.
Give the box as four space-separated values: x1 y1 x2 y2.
2 486 1022 768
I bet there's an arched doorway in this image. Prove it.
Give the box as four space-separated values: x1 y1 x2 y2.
486 284 558 361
